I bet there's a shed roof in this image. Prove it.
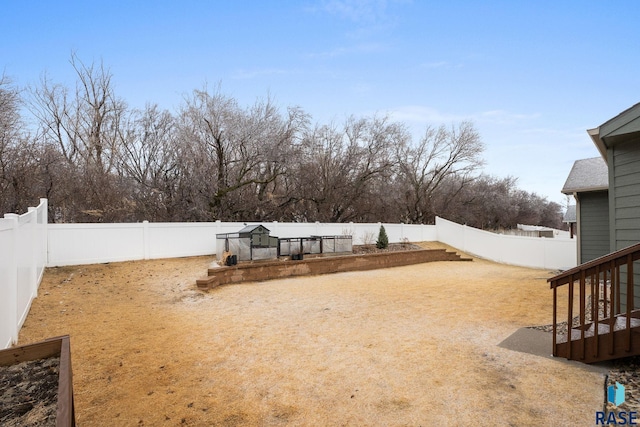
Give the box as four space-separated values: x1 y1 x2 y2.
238 224 270 234
561 157 608 194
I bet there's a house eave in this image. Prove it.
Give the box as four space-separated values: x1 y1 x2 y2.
588 127 608 162
561 186 608 195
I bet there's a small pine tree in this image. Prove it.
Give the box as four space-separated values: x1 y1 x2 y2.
376 225 389 249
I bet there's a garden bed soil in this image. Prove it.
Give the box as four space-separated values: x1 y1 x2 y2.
351 242 423 254
0 357 59 426
17 242 606 426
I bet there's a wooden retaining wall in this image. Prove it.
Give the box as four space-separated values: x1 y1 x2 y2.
196 249 471 289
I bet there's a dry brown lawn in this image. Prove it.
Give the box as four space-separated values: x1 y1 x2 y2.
18 243 604 426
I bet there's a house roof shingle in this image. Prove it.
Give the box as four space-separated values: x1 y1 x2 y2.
563 205 576 223
561 157 608 194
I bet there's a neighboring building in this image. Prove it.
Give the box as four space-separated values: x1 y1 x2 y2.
563 205 576 238
510 224 569 238
561 157 608 263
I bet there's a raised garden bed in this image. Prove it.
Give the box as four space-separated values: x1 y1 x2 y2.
197 248 471 289
0 335 75 427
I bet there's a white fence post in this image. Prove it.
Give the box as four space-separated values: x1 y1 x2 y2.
27 207 38 297
38 199 48 283
143 220 150 260
0 215 18 347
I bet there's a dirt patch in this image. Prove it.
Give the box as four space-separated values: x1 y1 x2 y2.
16 243 605 425
0 356 59 426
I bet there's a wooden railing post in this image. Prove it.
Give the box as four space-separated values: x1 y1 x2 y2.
552 284 557 356
627 255 634 352
580 270 586 359
610 260 617 355
568 278 574 360
603 267 608 318
591 269 596 323
617 263 622 315
594 266 600 359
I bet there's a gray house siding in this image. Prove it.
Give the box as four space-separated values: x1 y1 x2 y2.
611 138 640 251
578 191 610 263
609 138 640 310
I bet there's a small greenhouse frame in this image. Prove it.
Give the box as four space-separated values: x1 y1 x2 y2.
217 225 353 262
216 224 278 261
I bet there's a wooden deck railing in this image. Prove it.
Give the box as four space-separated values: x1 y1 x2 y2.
549 242 640 363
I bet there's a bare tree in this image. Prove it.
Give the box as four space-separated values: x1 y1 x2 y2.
450 175 519 229
117 104 180 220
30 54 128 221
0 74 21 211
432 174 565 230
0 75 20 148
176 87 308 220
5 56 564 226
0 75 48 214
290 115 405 222
396 121 484 224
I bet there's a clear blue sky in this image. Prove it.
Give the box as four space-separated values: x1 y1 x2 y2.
3 0 639 206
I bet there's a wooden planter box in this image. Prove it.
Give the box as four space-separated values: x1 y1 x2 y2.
0 335 75 426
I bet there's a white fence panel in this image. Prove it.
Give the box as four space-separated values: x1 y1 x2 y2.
402 224 438 243
48 223 146 266
48 221 252 266
435 216 577 270
0 218 18 349
15 211 37 334
264 222 319 239
434 216 466 251
0 199 48 348
47 220 439 264
147 222 219 259
500 235 546 268
463 224 504 262
543 236 578 270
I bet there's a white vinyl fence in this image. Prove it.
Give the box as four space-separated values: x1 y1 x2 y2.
0 199 48 348
47 221 439 266
435 216 577 270
1 198 578 349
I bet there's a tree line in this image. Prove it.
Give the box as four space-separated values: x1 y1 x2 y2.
0 56 565 229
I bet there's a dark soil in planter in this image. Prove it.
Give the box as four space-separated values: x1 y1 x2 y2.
352 243 423 255
0 356 59 427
